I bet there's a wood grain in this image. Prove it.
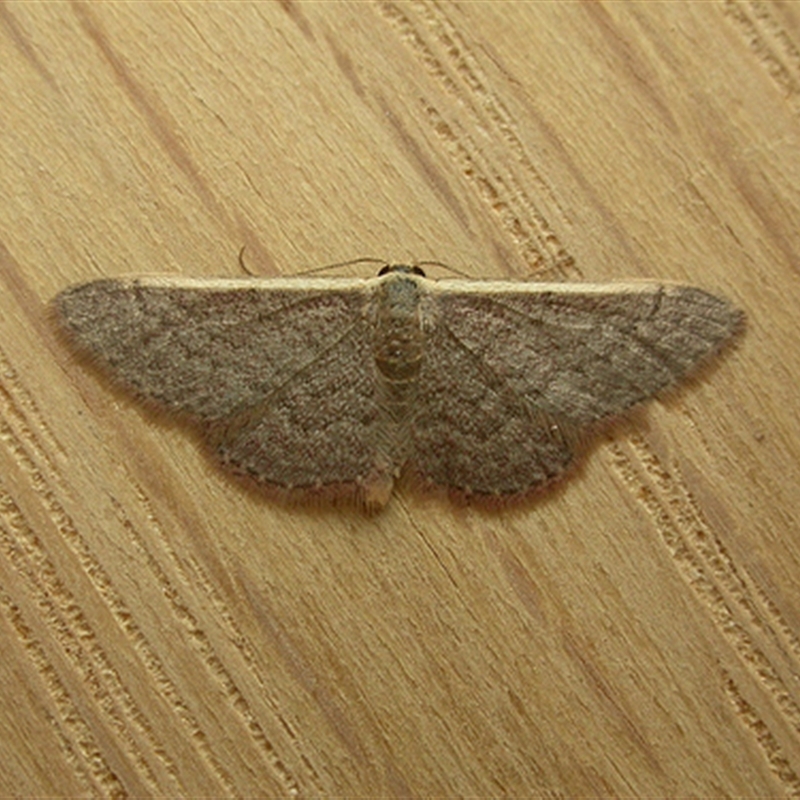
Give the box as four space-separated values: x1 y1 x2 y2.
0 1 798 796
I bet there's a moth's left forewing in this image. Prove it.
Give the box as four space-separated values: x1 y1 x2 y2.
55 274 405 505
54 275 375 421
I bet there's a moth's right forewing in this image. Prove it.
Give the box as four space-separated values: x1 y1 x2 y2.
430 282 742 425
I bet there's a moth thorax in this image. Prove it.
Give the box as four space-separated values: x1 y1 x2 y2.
373 279 425 382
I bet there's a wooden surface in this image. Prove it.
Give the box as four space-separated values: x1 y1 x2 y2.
1 2 798 796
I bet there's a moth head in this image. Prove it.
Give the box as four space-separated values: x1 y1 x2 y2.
378 264 427 277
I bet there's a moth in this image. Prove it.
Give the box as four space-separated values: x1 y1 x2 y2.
55 265 743 508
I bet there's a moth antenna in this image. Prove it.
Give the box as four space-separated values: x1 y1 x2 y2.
293 257 389 277
237 246 257 277
415 260 472 278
